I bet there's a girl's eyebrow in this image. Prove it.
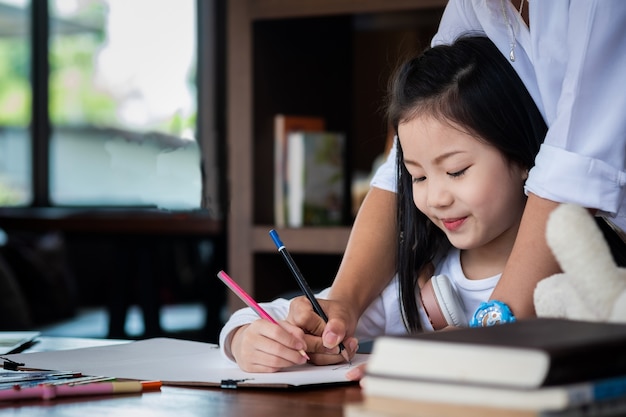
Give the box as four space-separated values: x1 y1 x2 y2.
404 150 466 167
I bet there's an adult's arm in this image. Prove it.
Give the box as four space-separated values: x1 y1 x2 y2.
321 186 397 348
489 194 561 318
494 1 626 318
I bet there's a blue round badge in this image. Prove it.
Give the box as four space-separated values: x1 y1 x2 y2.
470 300 516 327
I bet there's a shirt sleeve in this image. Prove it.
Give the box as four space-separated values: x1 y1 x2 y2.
525 1 626 215
369 136 398 192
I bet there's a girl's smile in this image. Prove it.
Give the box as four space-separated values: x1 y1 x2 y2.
441 217 467 231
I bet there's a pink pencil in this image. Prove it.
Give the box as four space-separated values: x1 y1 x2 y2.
0 380 161 402
217 270 309 360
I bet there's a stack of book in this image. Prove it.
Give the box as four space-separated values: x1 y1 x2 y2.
346 318 626 417
274 114 345 228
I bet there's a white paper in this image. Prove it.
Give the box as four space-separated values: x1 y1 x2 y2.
5 338 367 388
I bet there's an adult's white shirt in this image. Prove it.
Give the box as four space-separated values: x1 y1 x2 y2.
371 0 626 230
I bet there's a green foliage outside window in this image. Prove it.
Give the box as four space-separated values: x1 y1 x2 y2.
0 40 29 126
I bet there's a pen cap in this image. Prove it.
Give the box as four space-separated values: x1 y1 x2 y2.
140 380 162 391
269 229 284 249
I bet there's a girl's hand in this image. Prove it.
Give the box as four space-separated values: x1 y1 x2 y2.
346 363 367 381
230 319 308 373
287 296 359 365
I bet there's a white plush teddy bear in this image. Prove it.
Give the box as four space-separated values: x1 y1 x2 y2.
534 203 626 323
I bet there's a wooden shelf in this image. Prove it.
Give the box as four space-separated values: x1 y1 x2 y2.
249 0 446 20
252 226 351 253
0 207 222 236
225 0 445 312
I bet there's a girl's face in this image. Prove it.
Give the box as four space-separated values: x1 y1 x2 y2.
399 115 528 257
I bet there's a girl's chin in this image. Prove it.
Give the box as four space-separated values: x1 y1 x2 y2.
445 235 477 250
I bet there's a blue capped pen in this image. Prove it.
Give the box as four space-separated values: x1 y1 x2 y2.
269 229 351 364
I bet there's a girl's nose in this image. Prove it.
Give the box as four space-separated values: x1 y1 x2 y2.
426 180 453 208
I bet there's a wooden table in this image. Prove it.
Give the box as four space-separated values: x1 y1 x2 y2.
0 336 364 416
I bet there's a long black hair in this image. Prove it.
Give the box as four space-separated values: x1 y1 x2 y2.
387 36 547 332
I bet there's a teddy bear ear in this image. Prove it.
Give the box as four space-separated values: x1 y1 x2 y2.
545 203 626 319
546 204 616 273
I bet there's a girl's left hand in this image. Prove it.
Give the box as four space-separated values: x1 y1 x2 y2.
345 363 367 381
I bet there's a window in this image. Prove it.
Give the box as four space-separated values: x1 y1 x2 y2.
0 0 30 205
0 0 221 213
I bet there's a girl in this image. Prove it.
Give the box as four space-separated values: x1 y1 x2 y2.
392 35 545 333
218 36 546 373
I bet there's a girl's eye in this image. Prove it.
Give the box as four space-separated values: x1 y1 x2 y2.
412 176 426 183
448 167 468 178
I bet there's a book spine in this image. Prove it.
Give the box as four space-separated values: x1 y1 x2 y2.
541 396 626 417
274 115 286 228
273 115 326 227
287 132 305 227
567 375 626 406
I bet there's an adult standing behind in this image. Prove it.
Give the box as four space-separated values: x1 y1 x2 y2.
286 0 626 361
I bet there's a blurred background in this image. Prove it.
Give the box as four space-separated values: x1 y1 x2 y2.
0 0 227 342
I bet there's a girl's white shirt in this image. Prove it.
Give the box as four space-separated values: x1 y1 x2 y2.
218 248 499 363
371 0 626 231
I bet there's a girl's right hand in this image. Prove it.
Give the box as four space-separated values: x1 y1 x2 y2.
287 296 360 363
230 319 309 373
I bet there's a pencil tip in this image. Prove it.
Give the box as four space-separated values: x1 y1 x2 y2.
340 346 351 364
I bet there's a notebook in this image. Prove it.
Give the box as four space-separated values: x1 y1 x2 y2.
0 331 40 355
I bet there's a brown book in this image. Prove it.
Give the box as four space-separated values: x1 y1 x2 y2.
273 114 325 227
367 318 626 389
